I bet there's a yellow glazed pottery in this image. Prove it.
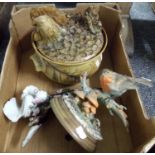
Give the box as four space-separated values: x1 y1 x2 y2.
31 28 108 85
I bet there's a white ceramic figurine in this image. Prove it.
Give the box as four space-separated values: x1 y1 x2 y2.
3 85 49 147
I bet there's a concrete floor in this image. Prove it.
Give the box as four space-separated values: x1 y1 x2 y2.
130 2 155 117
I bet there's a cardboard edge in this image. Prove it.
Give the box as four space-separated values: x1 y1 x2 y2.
0 39 14 152
152 2 155 12
117 14 149 120
76 2 121 13
11 5 17 16
0 39 13 90
11 3 56 15
114 14 155 152
117 2 132 15
135 137 155 153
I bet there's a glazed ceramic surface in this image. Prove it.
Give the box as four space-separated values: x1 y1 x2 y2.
50 96 97 152
31 28 107 85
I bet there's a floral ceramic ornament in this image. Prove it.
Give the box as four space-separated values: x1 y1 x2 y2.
3 85 49 147
2 69 152 151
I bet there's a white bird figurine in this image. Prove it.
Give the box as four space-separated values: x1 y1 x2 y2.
3 85 49 122
3 85 49 147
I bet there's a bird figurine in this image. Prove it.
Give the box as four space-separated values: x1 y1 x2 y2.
100 69 153 96
78 69 153 128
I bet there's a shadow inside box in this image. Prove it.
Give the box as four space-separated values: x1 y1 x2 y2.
0 3 14 72
0 38 10 72
130 19 155 118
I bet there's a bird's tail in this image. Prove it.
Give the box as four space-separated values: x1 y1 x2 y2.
133 77 153 87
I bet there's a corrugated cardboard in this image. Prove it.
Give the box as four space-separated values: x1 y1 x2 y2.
0 3 155 153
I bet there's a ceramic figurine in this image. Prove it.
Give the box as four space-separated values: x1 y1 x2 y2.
100 69 153 96
84 6 102 34
30 6 68 25
2 69 152 151
49 68 153 150
50 91 102 152
3 85 50 147
31 6 104 62
79 69 153 127
22 124 42 147
3 85 49 121
31 6 108 85
33 15 66 42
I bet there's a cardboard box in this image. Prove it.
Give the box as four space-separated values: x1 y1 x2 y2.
0 3 155 153
152 2 155 12
117 2 132 15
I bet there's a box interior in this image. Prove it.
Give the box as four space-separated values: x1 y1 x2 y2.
0 4 155 153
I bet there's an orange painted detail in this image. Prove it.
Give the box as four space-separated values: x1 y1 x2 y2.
100 75 112 93
86 92 99 108
90 106 96 114
83 101 97 114
74 90 85 99
83 101 92 108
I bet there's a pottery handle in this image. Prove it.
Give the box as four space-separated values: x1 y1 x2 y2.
30 53 46 72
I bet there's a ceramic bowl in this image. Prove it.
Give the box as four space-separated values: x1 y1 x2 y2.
31 28 108 85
